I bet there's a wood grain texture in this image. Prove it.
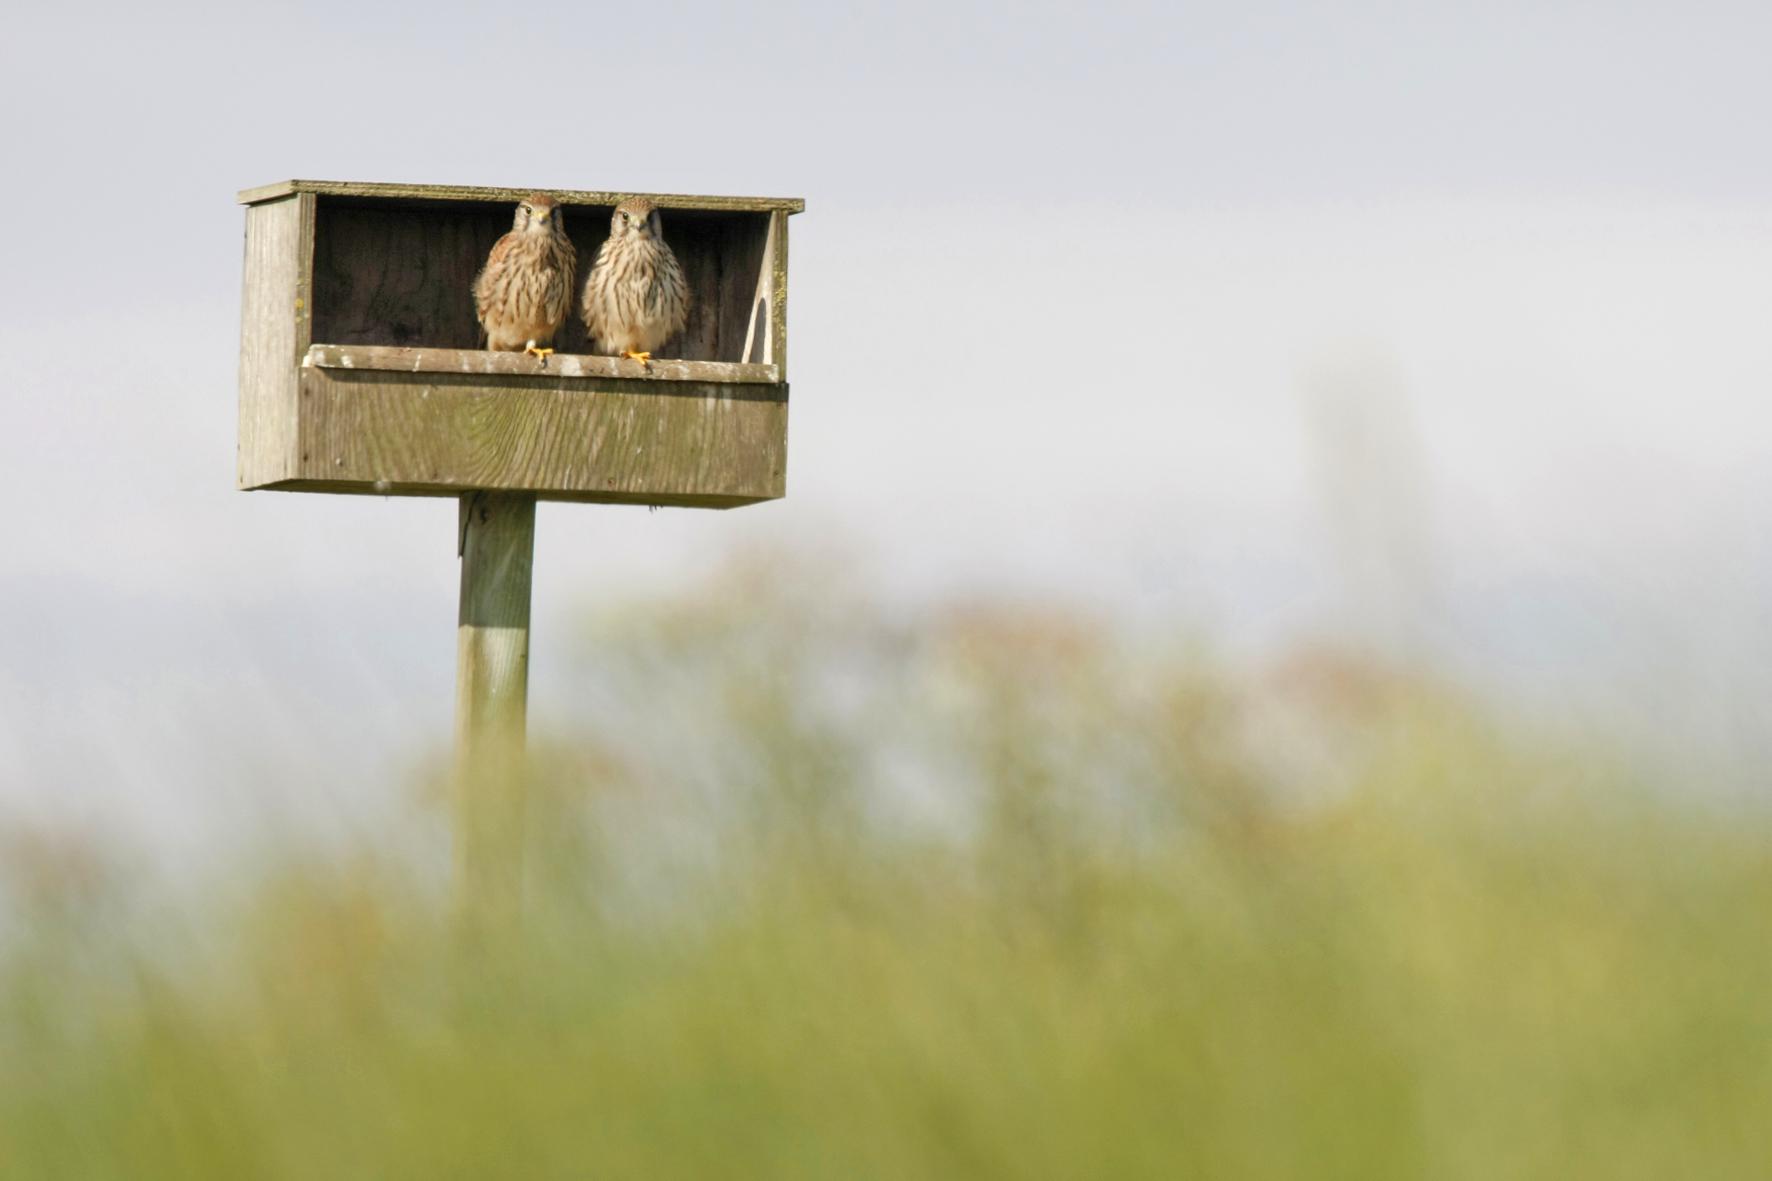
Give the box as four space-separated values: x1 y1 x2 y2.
240 179 804 215
709 210 773 369
311 199 495 351
454 491 534 920
770 209 790 376
236 193 312 487
305 344 780 385
740 214 776 365
255 367 787 506
310 199 771 363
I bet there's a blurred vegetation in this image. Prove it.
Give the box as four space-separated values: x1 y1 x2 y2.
3 557 1770 1178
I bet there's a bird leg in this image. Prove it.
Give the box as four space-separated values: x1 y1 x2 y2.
524 340 555 362
622 350 653 366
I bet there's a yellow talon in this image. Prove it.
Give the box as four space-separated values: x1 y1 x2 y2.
623 350 652 364
525 345 555 359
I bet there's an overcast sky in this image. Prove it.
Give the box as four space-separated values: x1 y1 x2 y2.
1 1 1768 854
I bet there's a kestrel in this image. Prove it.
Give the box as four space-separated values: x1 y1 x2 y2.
474 194 577 358
580 197 690 364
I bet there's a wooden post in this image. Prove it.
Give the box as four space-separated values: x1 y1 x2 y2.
454 491 535 926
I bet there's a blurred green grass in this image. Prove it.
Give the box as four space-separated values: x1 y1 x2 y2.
3 567 1770 1178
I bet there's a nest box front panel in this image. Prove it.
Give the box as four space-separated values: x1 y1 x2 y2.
293 369 787 508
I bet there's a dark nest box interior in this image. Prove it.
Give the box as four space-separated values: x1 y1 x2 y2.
236 180 803 507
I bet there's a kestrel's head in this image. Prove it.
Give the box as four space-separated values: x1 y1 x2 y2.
610 197 663 242
513 193 564 233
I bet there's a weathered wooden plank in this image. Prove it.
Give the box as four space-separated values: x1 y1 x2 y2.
699 211 771 370
240 179 805 215
741 214 777 366
236 193 313 487
669 209 770 364
305 344 780 385
270 367 788 504
254 480 773 509
454 491 534 923
770 210 790 377
310 199 494 351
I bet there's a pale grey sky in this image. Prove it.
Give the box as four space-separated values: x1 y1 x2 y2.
1 1 1769 853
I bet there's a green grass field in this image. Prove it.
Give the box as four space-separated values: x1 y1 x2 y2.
3 578 1768 1178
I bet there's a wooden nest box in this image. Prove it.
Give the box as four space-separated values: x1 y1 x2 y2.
236 180 803 508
